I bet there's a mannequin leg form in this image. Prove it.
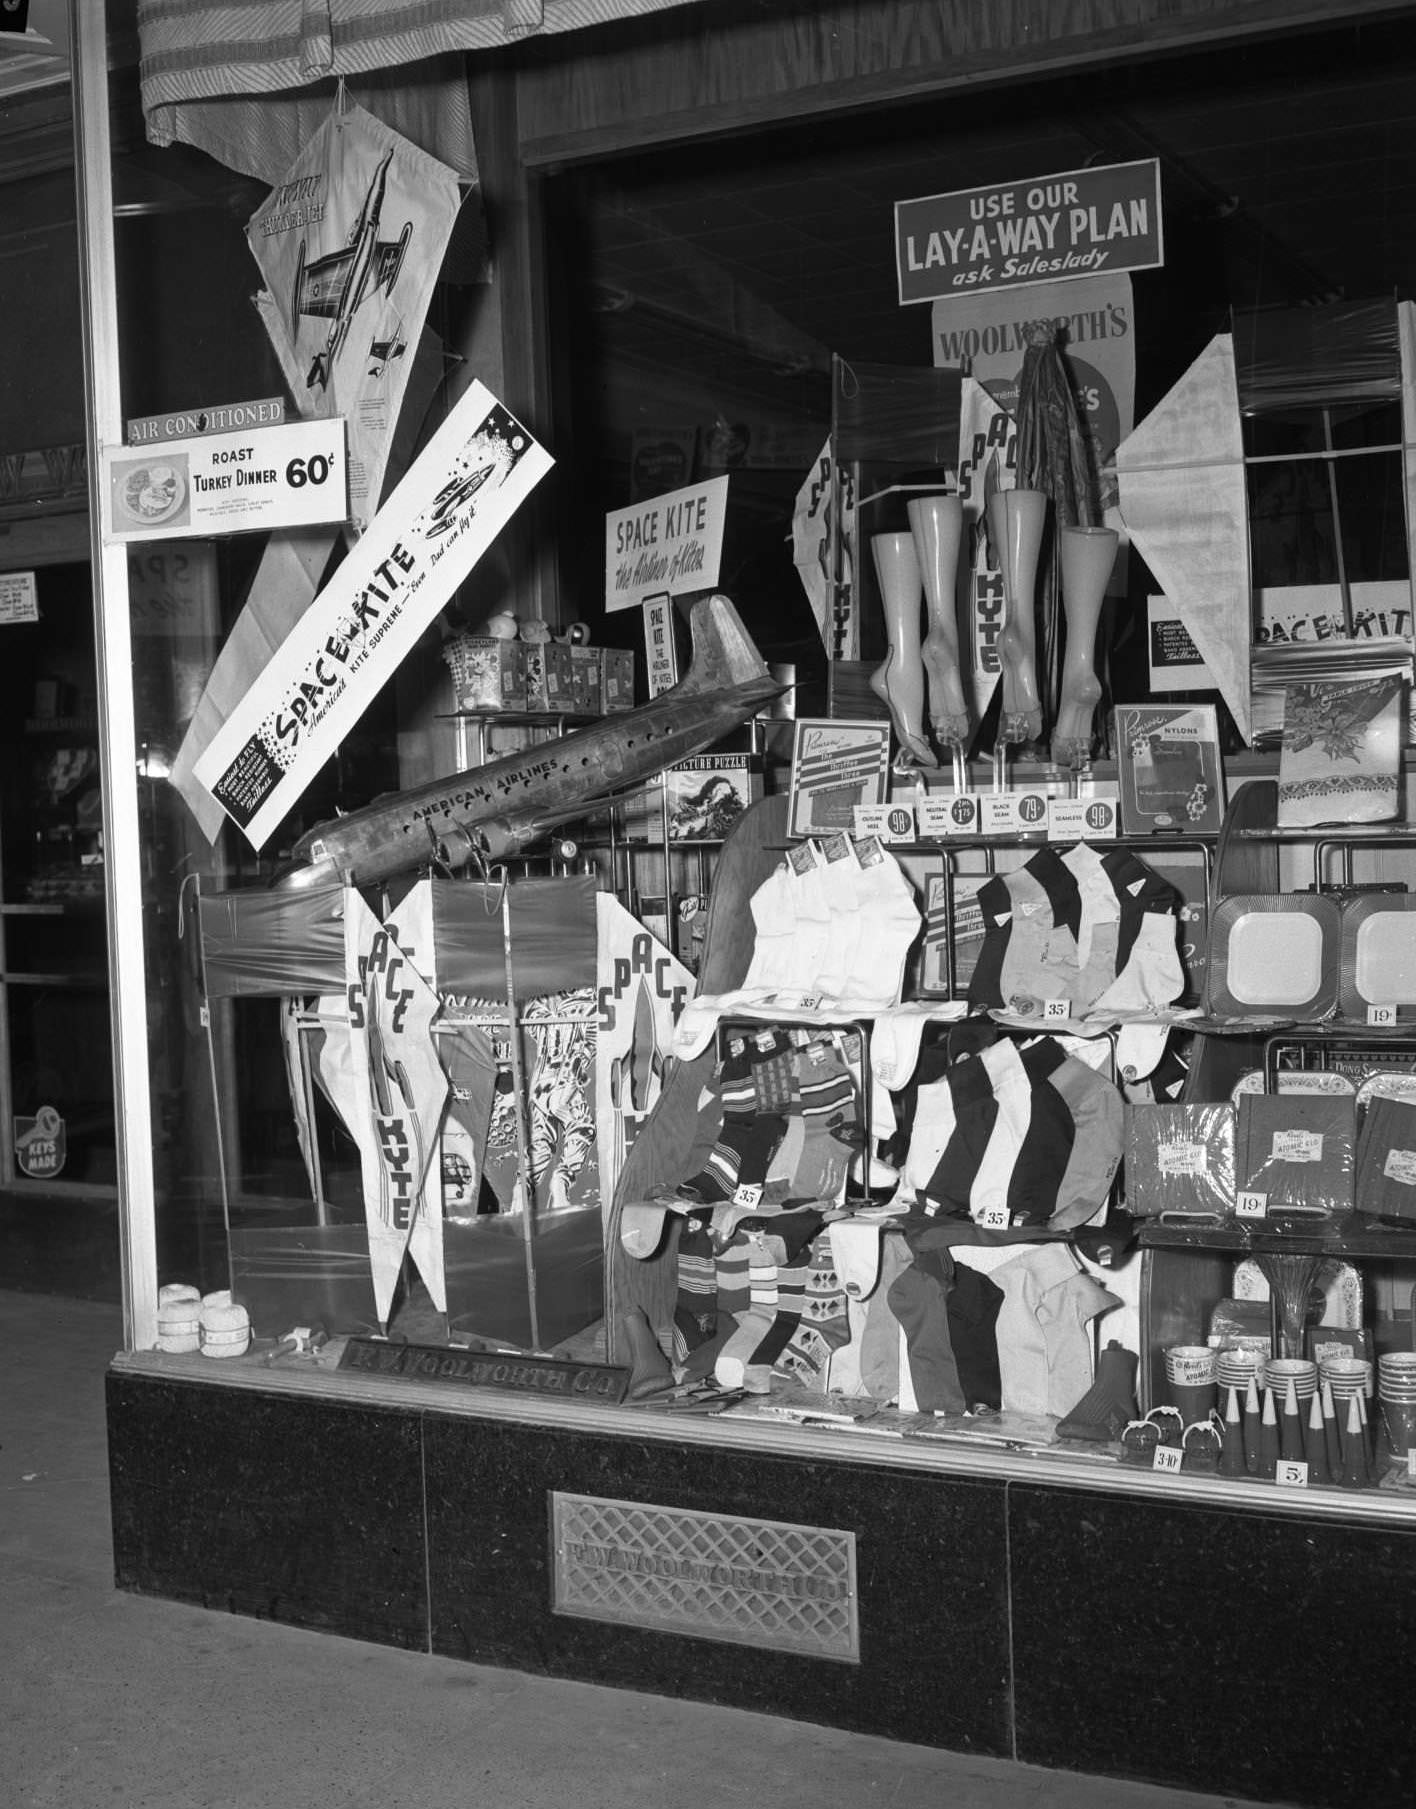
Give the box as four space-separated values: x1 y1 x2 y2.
1052 525 1118 768
992 489 1047 745
869 532 936 767
907 494 970 749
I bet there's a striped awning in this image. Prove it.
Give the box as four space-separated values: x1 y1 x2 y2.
137 0 705 182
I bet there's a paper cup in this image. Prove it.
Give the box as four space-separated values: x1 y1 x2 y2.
1320 1356 1373 1400
1166 1346 1217 1423
1263 1357 1318 1399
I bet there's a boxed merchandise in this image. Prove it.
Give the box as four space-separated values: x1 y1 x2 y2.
443 635 527 712
1235 1092 1356 1221
1125 1102 1236 1221
1277 668 1406 828
570 643 603 715
622 752 762 842
602 647 636 711
1115 702 1225 834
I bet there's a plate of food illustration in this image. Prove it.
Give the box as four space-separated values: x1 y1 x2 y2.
119 461 187 527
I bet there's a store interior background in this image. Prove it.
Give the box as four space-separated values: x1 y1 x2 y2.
4 6 1416 1302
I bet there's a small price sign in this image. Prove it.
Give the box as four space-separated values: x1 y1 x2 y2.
978 1202 1011 1229
917 794 979 838
1152 1444 1183 1474
1043 999 1073 1024
853 803 915 843
1276 1460 1309 1489
1236 1190 1269 1220
1368 1004 1398 1028
1048 797 1118 841
732 1184 763 1208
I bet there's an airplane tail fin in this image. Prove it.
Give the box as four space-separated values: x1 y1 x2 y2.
673 594 773 697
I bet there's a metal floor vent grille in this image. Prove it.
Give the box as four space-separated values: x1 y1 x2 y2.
550 1492 859 1662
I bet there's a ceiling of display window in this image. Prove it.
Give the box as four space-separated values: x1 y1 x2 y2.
550 15 1416 414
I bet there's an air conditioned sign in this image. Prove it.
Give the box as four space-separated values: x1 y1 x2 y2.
896 159 1162 304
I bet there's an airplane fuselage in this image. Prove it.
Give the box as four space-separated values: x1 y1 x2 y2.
279 674 777 891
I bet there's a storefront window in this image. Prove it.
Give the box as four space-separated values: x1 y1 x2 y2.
79 2 1416 1521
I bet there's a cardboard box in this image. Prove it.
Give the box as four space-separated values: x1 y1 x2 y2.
444 636 526 712
602 647 636 712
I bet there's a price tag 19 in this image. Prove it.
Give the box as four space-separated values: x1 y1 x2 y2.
1236 1191 1269 1220
1152 1444 1183 1474
1368 1004 1398 1028
1276 1459 1309 1489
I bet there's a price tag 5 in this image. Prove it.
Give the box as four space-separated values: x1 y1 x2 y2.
1276 1459 1309 1489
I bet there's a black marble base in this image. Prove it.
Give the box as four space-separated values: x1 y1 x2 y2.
107 1368 1416 1807
1009 1485 1416 1806
107 1372 427 1648
424 1416 1010 1753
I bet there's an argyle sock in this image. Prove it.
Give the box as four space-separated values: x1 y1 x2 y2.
672 1221 719 1362
776 1238 851 1385
750 1029 797 1115
715 1230 780 1389
831 838 920 1011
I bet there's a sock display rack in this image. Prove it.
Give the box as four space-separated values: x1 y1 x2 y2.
604 772 1416 1499
607 784 1202 1454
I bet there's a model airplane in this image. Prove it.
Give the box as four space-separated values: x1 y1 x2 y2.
274 593 781 892
291 149 411 391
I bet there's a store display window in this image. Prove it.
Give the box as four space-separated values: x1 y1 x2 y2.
77 3 1416 1522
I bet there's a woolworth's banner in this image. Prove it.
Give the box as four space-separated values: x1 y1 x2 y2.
194 379 552 848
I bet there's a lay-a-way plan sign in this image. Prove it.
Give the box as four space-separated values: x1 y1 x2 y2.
896 159 1162 304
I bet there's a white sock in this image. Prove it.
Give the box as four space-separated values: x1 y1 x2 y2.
829 1219 884 1300
830 839 920 1011
727 864 799 1003
814 834 864 1001
776 842 834 1006
1089 911 1184 1015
